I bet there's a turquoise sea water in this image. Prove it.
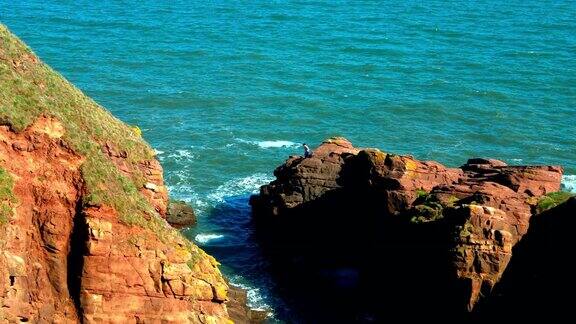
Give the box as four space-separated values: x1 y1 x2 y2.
2 0 575 320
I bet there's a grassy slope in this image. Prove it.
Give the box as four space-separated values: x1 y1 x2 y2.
0 24 210 255
0 26 230 310
0 168 15 225
0 23 158 225
537 191 575 214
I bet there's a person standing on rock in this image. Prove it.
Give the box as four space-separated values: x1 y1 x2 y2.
303 143 312 158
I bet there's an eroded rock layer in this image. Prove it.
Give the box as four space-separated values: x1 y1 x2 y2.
0 119 230 323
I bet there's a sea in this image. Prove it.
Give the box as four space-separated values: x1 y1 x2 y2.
1 0 575 321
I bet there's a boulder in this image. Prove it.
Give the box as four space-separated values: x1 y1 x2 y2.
166 200 197 228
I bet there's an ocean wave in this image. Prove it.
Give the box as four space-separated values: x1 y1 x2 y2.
257 140 299 148
167 172 274 216
235 138 299 149
228 276 273 313
562 175 576 193
165 186 210 215
207 173 274 203
174 149 195 158
158 149 196 161
194 233 225 244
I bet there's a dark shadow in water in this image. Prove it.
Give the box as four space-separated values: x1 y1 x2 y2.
189 195 296 322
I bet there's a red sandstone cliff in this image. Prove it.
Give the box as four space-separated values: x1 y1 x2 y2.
251 137 568 321
0 25 233 323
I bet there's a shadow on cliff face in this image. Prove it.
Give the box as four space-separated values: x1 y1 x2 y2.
67 199 88 319
473 197 576 321
253 196 576 323
195 193 465 322
251 184 472 322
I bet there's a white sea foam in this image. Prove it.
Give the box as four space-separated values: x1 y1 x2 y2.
154 149 165 155
235 138 299 149
163 149 196 161
176 149 194 158
562 175 576 193
228 276 273 313
166 184 210 216
167 173 273 217
194 233 225 244
207 173 274 203
256 140 299 149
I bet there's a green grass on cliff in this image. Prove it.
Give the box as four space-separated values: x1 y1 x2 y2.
0 167 16 225
537 191 575 214
0 24 155 225
415 188 428 199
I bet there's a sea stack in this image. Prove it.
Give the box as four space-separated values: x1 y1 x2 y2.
250 137 572 321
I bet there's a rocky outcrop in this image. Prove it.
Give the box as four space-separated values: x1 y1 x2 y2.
251 138 565 321
251 137 463 218
252 137 359 215
0 25 233 323
421 159 563 311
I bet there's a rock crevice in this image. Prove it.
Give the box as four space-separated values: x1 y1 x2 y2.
67 199 88 319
